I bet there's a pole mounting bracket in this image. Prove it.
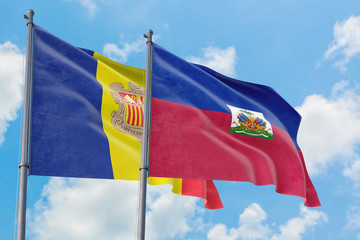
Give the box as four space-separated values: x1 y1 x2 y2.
18 162 30 168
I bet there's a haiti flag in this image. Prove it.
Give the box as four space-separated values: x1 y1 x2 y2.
149 44 320 207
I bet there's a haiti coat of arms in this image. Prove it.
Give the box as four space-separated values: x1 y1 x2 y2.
227 104 273 140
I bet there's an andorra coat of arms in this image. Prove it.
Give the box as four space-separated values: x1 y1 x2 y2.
110 81 145 142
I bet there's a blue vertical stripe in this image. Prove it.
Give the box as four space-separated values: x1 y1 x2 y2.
30 26 114 179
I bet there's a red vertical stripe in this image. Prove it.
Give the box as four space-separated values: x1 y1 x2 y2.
135 106 141 126
130 105 135 126
126 104 130 124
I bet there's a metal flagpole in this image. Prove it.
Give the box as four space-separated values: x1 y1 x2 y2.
17 9 34 240
137 29 153 240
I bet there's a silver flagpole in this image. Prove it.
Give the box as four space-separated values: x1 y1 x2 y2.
137 29 153 240
17 9 34 240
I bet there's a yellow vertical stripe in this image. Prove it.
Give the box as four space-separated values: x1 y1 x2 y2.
96 59 141 180
93 52 182 194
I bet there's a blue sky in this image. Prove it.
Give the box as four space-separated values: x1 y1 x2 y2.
1 0 360 239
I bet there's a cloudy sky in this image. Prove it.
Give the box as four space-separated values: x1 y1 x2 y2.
1 0 360 239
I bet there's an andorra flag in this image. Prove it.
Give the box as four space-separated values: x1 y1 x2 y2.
149 44 320 207
30 25 222 209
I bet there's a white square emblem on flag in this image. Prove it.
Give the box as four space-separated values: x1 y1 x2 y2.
227 105 273 140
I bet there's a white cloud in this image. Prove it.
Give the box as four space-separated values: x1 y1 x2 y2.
0 41 24 145
208 203 270 240
103 37 146 63
187 46 237 77
207 203 327 240
323 15 360 71
207 203 270 240
296 80 360 176
79 0 98 19
236 203 271 240
331 79 350 95
28 178 201 240
28 178 139 240
343 159 360 184
345 206 360 230
270 206 328 240
62 0 98 19
208 224 239 240
146 185 202 239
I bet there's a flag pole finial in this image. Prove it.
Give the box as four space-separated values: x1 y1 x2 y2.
28 9 35 17
144 29 153 44
24 9 34 25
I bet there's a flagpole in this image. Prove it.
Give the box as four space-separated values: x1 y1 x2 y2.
137 29 153 240
17 9 34 240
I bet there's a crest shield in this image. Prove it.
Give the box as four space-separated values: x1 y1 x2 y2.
110 82 145 142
